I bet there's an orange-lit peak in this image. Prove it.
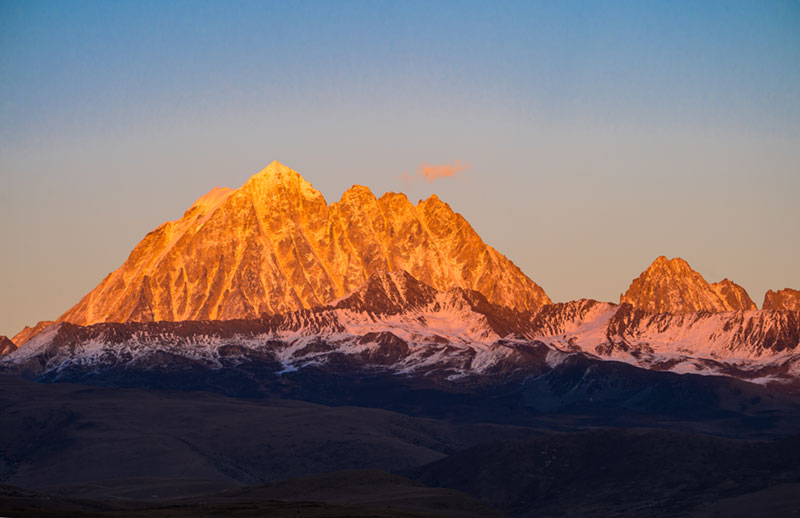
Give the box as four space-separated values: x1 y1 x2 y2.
55 162 552 326
378 191 411 203
340 184 375 200
262 160 293 174
239 160 324 203
418 193 447 206
418 194 456 218
246 160 303 184
622 255 755 313
648 256 691 271
189 186 234 212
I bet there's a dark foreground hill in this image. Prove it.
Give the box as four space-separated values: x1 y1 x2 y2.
2 375 800 517
0 376 532 501
410 429 800 518
3 429 800 518
0 471 502 518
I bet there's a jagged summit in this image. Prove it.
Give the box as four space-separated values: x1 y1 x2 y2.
244 161 307 186
341 184 374 198
763 288 800 311
620 256 755 313
56 162 550 326
238 161 326 210
711 278 757 311
252 160 295 178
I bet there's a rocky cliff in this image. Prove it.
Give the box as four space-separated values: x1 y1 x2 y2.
620 256 755 313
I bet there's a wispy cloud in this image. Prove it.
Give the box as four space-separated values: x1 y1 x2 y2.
402 161 471 183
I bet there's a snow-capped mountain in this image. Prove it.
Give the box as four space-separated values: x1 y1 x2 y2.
56 162 549 326
4 164 798 394
620 256 756 313
11 320 55 347
4 270 799 391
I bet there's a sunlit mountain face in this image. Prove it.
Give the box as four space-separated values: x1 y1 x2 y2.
55 161 549 326
2 163 799 517
4 163 798 388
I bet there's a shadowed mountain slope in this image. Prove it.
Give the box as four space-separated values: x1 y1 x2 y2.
0 336 15 356
410 429 800 518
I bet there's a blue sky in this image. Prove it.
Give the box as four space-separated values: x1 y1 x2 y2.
1 1 799 336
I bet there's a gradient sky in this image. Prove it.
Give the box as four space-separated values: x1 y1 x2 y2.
1 0 799 337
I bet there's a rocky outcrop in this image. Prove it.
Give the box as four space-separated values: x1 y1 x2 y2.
57 162 550 326
763 289 800 311
711 279 757 311
620 256 755 313
0 336 16 356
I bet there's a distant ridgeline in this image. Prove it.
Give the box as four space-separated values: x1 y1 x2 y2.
1 162 798 393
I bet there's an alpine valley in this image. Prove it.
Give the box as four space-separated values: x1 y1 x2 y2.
2 162 800 518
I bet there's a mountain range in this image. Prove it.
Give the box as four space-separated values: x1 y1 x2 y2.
2 162 799 392
4 268 799 393
3 161 800 518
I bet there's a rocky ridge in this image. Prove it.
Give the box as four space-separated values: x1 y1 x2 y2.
620 256 756 313
12 320 55 347
764 288 800 312
4 270 799 391
56 162 550 326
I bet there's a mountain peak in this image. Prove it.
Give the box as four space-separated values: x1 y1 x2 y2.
711 279 757 311
56 163 550 326
378 191 412 204
260 160 293 175
245 161 307 186
763 288 800 311
238 161 326 207
340 184 376 202
621 256 754 313
417 193 449 210
648 256 691 273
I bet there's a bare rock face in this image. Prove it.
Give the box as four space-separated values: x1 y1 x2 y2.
0 336 16 356
57 161 550 326
763 289 800 311
620 256 755 313
711 279 757 311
